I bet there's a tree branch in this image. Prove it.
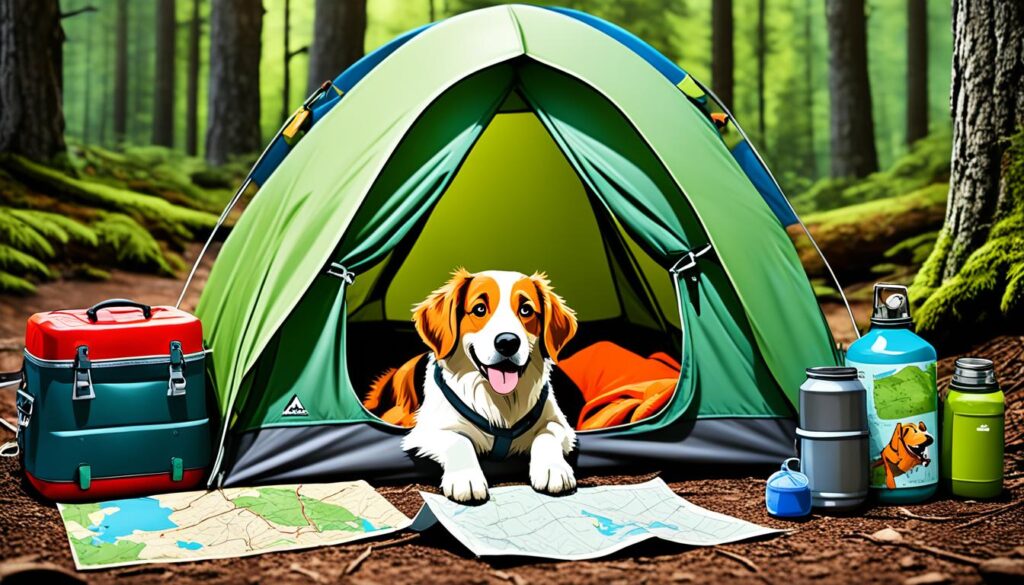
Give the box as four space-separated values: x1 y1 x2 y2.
287 45 309 62
61 6 98 19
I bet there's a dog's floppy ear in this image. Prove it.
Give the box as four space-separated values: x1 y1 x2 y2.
531 272 577 363
413 268 473 359
890 423 904 451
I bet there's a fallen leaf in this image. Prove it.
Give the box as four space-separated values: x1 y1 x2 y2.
872 527 904 543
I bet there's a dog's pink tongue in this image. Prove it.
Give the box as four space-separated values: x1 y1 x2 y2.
486 367 519 395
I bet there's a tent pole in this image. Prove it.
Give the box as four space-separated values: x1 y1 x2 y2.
691 78 860 340
176 84 334 309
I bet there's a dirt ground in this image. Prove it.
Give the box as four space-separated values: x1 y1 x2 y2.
1 259 1022 584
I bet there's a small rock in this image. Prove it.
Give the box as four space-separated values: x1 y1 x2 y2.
493 570 528 585
899 555 923 570
903 572 951 585
978 557 1024 582
804 565 831 579
872 527 904 543
670 572 695 582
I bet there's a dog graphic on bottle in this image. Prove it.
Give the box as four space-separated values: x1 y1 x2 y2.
863 362 938 494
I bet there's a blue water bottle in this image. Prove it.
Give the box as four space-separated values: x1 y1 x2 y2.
846 283 938 504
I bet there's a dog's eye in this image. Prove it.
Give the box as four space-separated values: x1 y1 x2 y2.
519 305 534 317
471 303 487 317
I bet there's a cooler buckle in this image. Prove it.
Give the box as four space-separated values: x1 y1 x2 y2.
168 341 186 397
73 346 95 401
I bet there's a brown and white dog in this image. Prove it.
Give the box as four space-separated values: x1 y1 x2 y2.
376 268 578 503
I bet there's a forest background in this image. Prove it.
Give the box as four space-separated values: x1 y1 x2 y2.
0 0 1021 348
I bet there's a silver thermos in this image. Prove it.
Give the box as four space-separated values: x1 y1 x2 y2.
796 367 870 510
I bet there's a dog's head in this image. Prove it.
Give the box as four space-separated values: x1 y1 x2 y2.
413 269 577 395
889 421 934 464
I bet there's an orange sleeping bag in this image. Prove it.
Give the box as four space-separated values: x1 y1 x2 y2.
362 341 680 431
557 341 680 430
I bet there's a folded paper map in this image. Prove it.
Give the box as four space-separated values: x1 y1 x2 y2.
413 477 781 560
58 481 412 570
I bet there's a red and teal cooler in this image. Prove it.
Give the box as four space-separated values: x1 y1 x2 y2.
18 300 210 502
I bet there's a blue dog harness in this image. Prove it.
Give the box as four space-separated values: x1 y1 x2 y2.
433 363 550 460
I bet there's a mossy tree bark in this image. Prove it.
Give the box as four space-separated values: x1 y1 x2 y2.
711 0 734 110
824 0 878 179
937 0 1024 281
205 0 263 166
306 0 366 95
0 0 66 162
912 0 1024 342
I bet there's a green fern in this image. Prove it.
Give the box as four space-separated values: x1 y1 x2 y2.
7 208 98 247
0 244 51 276
0 208 55 258
92 212 175 275
0 270 36 295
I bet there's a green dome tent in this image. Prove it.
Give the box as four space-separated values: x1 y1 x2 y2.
192 4 847 487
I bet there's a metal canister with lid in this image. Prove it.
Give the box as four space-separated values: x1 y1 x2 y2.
942 358 1005 499
796 367 869 510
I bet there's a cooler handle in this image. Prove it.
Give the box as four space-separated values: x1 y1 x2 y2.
86 299 153 322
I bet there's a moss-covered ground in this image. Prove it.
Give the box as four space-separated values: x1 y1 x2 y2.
0 144 246 294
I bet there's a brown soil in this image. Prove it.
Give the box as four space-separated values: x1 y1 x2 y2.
1 264 1022 584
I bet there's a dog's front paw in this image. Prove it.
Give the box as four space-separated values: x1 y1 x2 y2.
530 457 576 495
441 468 489 503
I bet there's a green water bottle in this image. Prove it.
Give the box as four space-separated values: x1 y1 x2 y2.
942 358 1005 499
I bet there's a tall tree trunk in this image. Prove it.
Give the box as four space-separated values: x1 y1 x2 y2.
755 0 766 143
711 0 733 110
940 0 1024 280
282 0 291 123
803 0 816 179
152 0 176 147
113 0 128 145
306 0 366 94
428 0 435 22
824 0 878 178
99 7 110 146
906 0 928 145
185 0 201 156
0 0 66 161
81 3 93 143
205 0 263 166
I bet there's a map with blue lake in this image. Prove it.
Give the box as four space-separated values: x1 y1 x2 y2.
58 481 412 570
417 478 782 560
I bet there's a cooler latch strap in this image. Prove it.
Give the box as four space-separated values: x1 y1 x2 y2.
78 464 91 491
167 341 187 397
73 346 95 401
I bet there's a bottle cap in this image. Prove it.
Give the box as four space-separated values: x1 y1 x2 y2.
951 357 999 391
870 283 912 327
805 366 859 381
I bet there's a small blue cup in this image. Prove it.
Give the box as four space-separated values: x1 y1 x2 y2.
765 458 812 518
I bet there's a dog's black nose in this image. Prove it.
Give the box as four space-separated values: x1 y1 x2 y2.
494 333 521 357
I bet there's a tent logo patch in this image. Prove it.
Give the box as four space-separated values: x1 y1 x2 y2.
282 395 309 417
